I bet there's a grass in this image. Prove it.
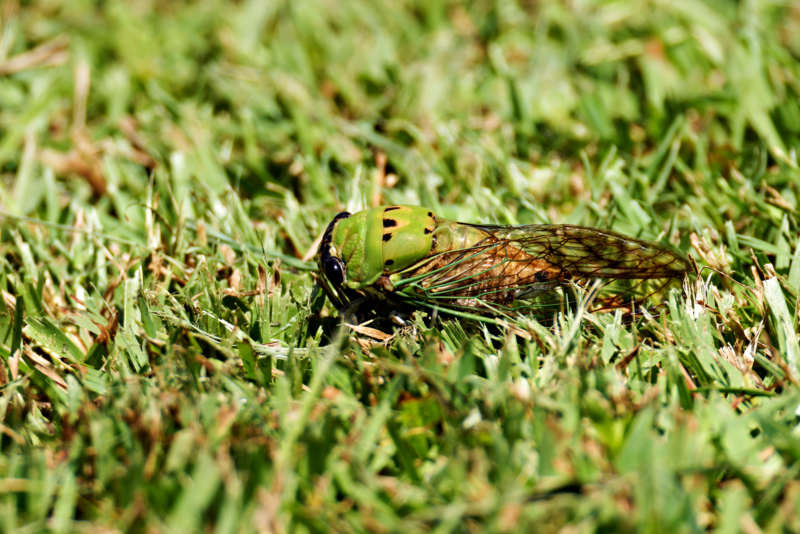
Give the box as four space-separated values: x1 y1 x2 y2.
3 0 800 531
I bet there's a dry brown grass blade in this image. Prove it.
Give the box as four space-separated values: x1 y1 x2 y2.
0 34 69 76
348 323 394 342
39 130 107 196
23 349 68 390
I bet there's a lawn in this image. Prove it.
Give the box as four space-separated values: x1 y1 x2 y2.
3 0 800 532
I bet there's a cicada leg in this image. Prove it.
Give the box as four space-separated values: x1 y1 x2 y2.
339 296 371 325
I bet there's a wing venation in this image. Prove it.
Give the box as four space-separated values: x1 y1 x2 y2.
393 223 690 315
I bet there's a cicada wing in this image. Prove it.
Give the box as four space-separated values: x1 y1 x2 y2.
502 224 690 280
394 223 690 316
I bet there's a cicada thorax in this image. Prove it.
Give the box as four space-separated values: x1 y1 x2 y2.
329 205 437 290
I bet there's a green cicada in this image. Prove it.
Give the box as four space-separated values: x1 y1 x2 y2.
316 205 690 320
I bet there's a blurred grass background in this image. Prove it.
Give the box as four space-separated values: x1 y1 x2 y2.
4 0 800 532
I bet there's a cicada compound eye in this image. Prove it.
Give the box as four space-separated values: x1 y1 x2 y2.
323 257 345 286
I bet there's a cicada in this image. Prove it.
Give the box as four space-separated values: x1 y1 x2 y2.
316 205 690 320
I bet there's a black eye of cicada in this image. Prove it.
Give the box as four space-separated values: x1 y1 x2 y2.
323 257 345 286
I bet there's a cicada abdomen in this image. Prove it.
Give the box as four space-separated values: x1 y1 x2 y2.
317 205 690 317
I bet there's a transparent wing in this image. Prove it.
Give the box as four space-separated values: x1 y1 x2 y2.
392 223 690 316
502 224 689 280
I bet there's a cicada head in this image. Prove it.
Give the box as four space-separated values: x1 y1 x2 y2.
317 205 438 290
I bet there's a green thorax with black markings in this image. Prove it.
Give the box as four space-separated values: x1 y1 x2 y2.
319 205 490 291
328 205 438 289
